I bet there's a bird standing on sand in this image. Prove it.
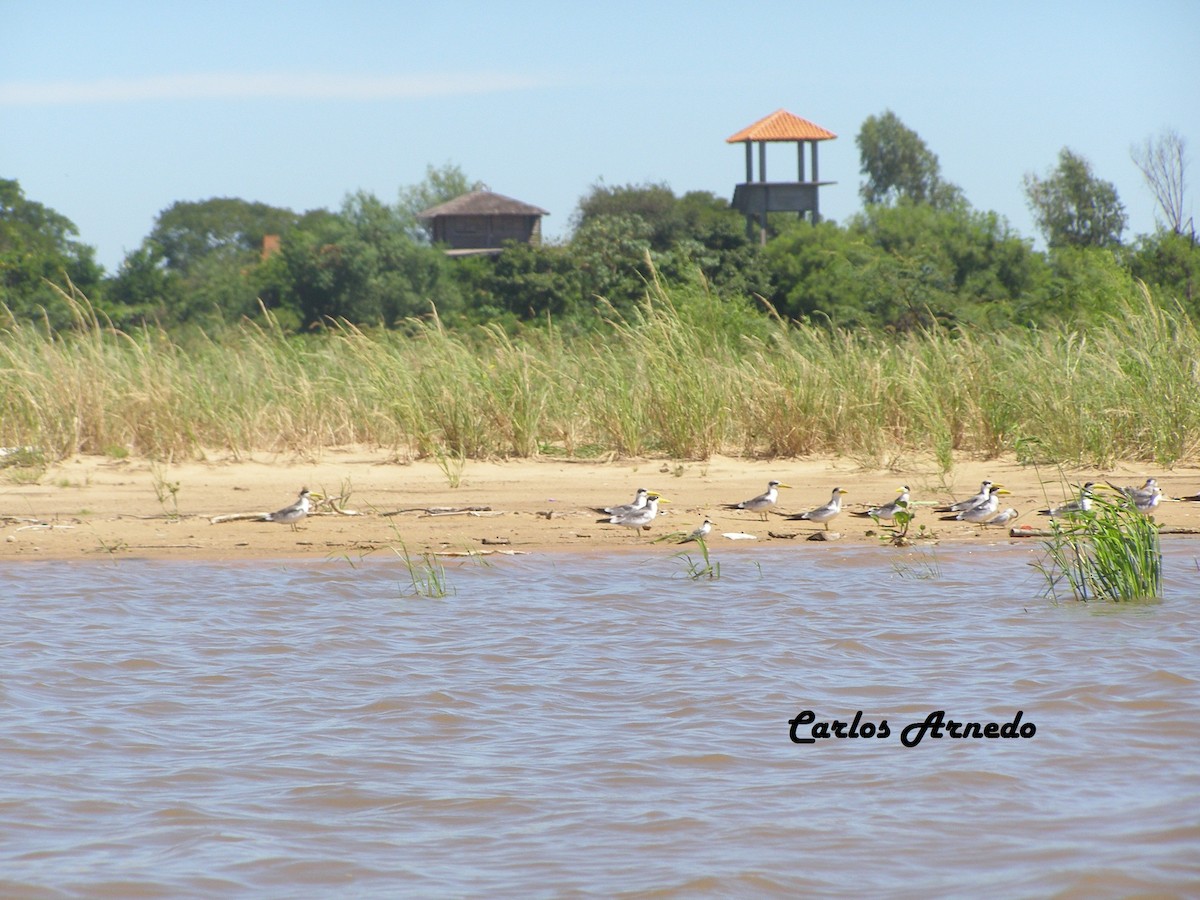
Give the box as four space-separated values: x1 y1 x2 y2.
265 487 313 531
941 485 1010 524
1108 478 1162 515
592 487 649 517
853 486 910 522
680 517 715 543
598 492 668 536
936 481 994 514
788 487 847 531
1038 482 1097 517
983 506 1020 527
723 480 790 521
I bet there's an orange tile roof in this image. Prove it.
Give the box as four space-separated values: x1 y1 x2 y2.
726 109 837 143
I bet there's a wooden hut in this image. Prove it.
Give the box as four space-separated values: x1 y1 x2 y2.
418 190 549 255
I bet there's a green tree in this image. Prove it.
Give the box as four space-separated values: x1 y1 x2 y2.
482 241 583 322
569 183 764 316
1126 230 1199 314
856 110 963 209
103 242 181 327
763 220 882 326
573 182 681 248
764 205 1050 330
569 212 654 315
280 192 463 326
112 197 300 328
1023 148 1127 249
0 178 103 327
149 197 298 272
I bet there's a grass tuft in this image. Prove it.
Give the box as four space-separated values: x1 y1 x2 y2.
1 281 1198 467
1036 492 1162 602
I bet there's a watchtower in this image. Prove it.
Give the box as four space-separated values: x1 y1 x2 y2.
727 109 837 243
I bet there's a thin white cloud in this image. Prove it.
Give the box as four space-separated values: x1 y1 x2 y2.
0 71 548 105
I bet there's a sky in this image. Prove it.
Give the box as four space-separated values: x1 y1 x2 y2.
4 1 1199 273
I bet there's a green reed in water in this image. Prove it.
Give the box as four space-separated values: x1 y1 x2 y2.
673 536 721 581
1037 491 1162 602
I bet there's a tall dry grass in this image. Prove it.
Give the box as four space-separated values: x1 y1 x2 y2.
2 281 1198 466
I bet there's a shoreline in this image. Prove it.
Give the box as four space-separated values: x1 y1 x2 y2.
2 449 1198 562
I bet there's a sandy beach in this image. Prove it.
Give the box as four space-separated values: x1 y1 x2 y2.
2 449 1198 561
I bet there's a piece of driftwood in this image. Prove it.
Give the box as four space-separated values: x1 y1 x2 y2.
1009 524 1200 538
434 548 527 557
420 508 502 518
380 506 495 517
210 512 273 524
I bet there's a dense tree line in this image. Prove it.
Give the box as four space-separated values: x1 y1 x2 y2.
3 116 1196 335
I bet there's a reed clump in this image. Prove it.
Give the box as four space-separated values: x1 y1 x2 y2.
1 281 1198 466
1036 491 1163 602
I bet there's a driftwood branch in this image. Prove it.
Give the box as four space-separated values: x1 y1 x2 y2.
379 506 497 518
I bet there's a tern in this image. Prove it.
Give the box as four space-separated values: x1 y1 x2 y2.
941 486 1010 523
679 517 715 543
723 480 791 521
788 487 847 530
265 487 313 531
598 492 668 535
1038 482 1096 517
935 481 994 514
1108 478 1162 515
983 506 1020 527
852 486 910 521
592 487 649 517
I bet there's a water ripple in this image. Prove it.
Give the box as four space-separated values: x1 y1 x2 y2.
1 545 1197 896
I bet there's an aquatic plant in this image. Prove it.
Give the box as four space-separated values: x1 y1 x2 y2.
891 549 941 581
1036 492 1162 602
673 537 720 581
393 542 454 598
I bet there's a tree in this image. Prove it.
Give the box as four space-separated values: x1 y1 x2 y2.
109 197 301 329
149 197 298 272
1131 128 1190 235
856 110 963 209
572 182 681 247
1126 230 1199 313
0 178 103 327
279 192 464 326
1023 148 1127 249
398 162 485 243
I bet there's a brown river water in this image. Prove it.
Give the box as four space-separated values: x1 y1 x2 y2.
2 542 1198 897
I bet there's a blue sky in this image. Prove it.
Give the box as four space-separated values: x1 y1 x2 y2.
4 1 1199 273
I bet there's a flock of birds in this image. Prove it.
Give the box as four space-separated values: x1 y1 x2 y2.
261 475 1186 539
588 475 1177 540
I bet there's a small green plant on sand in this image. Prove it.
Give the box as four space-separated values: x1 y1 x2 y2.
871 499 920 547
1036 491 1161 602
0 447 48 484
434 447 466 488
673 536 720 581
150 463 180 520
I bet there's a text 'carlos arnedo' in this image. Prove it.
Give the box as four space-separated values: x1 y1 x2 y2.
789 710 1036 748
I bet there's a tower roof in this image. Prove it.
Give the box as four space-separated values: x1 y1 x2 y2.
418 190 548 218
726 109 837 143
